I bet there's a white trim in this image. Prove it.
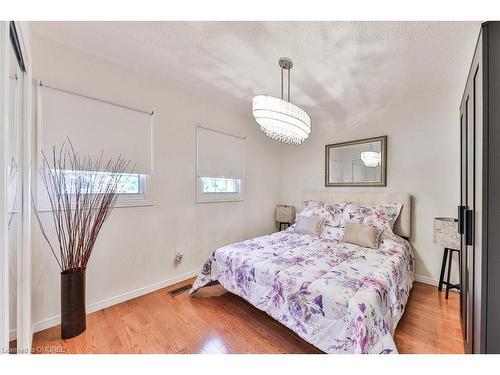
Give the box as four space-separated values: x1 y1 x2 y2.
32 268 200 334
414 274 460 296
196 176 243 204
414 274 439 286
34 174 155 212
0 21 10 353
18 19 32 353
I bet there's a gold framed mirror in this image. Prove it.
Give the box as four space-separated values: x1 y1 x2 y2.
325 136 387 187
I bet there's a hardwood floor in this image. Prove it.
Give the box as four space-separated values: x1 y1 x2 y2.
394 282 463 354
30 279 464 354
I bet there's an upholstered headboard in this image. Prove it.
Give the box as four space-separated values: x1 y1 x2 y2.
301 191 412 238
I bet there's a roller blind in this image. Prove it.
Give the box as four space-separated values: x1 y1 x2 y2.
197 126 245 179
38 84 153 174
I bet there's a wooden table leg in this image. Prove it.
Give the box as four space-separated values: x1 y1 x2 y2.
446 249 453 299
438 248 449 292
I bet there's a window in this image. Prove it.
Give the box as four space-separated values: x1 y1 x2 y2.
37 169 150 210
201 177 241 194
37 83 154 208
58 170 143 195
196 126 245 203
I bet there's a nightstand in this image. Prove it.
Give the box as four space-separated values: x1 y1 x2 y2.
433 217 461 299
276 205 295 231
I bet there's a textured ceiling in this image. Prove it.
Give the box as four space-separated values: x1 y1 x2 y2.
31 21 481 129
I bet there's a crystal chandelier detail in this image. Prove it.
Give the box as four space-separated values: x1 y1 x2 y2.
252 58 311 145
361 151 381 167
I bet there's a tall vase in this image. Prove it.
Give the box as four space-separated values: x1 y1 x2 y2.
60 268 86 339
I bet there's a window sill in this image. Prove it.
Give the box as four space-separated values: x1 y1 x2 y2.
195 198 244 204
34 196 155 212
114 197 155 209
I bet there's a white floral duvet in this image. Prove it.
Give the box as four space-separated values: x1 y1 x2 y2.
190 229 414 354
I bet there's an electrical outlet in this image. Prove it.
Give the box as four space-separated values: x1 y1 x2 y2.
175 249 183 264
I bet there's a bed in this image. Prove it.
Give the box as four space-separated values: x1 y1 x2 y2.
190 192 415 354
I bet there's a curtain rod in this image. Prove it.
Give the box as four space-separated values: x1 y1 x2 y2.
196 125 246 140
38 81 154 116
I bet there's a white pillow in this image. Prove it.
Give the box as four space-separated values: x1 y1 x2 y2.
294 215 325 237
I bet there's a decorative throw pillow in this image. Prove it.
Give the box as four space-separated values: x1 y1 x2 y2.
300 200 347 228
343 202 402 233
342 222 381 249
294 215 325 237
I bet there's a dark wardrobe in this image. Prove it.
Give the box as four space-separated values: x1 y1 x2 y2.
459 21 500 354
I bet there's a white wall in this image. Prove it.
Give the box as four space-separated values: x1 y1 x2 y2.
30 34 283 330
280 87 461 285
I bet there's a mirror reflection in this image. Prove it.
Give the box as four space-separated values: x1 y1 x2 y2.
325 136 386 186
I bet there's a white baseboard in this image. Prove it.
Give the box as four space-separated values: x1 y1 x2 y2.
414 274 439 286
32 268 200 335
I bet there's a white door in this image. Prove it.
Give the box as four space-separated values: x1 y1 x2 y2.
0 21 10 354
1 21 31 354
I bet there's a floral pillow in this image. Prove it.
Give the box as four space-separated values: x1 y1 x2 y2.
299 200 347 228
322 226 345 242
324 202 347 228
342 203 402 233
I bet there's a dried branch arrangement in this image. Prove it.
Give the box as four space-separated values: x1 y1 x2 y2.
33 141 132 273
